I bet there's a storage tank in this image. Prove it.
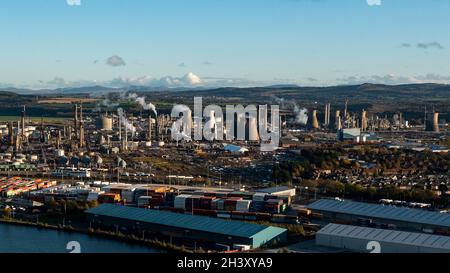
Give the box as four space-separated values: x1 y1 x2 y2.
101 115 113 131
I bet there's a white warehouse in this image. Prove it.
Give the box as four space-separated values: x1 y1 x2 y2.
316 224 450 253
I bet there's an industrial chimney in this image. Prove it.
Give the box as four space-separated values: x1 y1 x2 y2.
79 122 85 148
147 111 153 143
8 122 14 147
74 104 78 139
21 106 26 142
324 103 331 127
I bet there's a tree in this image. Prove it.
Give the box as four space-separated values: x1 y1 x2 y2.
438 184 448 196
2 207 12 219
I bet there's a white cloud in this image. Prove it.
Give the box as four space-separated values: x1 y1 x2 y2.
337 74 450 85
106 72 203 88
66 0 81 6
106 55 126 67
366 0 381 6
182 72 202 85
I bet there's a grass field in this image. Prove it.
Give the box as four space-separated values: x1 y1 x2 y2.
37 98 99 104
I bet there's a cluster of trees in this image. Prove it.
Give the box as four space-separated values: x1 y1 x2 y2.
300 179 448 207
273 149 341 183
47 198 98 215
274 147 449 185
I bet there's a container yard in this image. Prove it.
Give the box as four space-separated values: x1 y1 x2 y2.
0 177 57 197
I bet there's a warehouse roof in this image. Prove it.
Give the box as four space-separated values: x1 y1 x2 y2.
307 199 450 228
256 186 295 194
318 224 450 251
87 204 286 239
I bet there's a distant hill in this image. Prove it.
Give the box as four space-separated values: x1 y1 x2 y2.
0 83 448 120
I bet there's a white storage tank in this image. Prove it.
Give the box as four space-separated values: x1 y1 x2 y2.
101 116 113 131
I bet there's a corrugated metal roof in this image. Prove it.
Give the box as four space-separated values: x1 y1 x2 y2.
87 204 286 238
318 224 450 250
256 186 295 194
307 199 450 228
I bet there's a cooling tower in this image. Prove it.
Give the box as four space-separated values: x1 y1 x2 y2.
361 110 368 132
188 111 194 132
335 110 342 130
248 116 259 141
312 110 319 129
433 112 440 133
208 110 217 139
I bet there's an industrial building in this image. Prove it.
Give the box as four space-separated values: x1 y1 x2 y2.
316 224 450 253
255 186 296 198
86 204 288 249
307 199 450 233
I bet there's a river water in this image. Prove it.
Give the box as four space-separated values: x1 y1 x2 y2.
0 224 163 253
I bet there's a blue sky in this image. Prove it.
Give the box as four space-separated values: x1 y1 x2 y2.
1 0 450 89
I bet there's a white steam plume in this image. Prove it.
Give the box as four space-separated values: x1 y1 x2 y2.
128 93 157 116
273 96 308 125
117 108 136 135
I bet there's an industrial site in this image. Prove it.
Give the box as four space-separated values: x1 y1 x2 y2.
0 89 448 254
2 1 450 266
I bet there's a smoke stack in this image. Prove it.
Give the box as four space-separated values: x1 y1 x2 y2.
125 124 128 150
16 120 22 151
79 103 83 123
361 110 368 132
79 122 85 148
118 115 122 142
56 130 62 149
155 116 160 141
74 104 78 139
148 111 153 142
312 110 319 129
433 112 440 133
327 104 331 126
21 106 26 142
8 122 14 146
324 103 331 126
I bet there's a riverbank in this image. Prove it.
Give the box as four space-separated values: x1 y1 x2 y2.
0 218 189 253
